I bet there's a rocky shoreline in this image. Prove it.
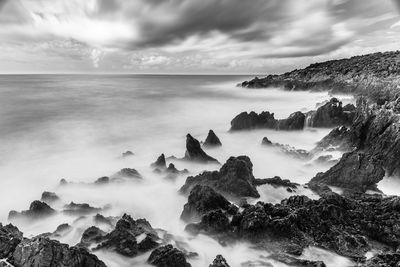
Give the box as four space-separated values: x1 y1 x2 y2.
2 51 400 267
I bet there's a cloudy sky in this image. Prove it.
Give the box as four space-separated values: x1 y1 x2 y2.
0 0 399 74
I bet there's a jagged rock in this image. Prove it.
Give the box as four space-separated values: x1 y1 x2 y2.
41 191 60 203
95 214 159 257
122 151 134 157
204 130 222 147
306 98 355 127
209 255 230 267
152 154 167 169
262 139 310 159
254 176 299 189
12 236 106 267
311 126 353 153
270 253 326 267
180 156 259 198
93 214 117 227
52 223 72 237
0 223 23 259
185 209 230 235
358 252 400 267
181 185 236 222
147 244 191 267
63 202 102 216
112 168 142 179
277 111 306 130
78 226 106 248
94 176 110 185
184 134 218 163
230 111 277 131
309 151 385 192
9 201 56 221
166 163 188 175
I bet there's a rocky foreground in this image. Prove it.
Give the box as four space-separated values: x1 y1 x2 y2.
3 51 400 266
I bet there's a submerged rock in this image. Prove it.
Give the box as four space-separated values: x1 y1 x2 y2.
63 202 102 216
180 156 259 198
9 201 56 221
181 185 236 222
184 134 218 163
209 255 230 267
40 191 60 204
203 130 222 147
147 244 191 267
95 214 160 257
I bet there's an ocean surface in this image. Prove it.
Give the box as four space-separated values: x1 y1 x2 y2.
0 74 356 266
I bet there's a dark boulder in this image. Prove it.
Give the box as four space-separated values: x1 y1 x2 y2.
181 185 235 222
209 255 230 267
78 226 106 248
306 98 354 127
261 137 273 145
11 237 106 267
152 154 167 169
180 156 259 198
309 151 385 192
204 130 222 147
230 111 277 131
277 111 306 130
184 134 218 163
147 244 191 267
95 214 159 257
254 176 299 189
63 202 102 216
9 201 56 221
40 191 60 203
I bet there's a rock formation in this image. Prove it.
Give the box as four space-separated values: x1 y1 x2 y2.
147 244 191 267
9 201 56 221
184 134 218 163
203 130 222 147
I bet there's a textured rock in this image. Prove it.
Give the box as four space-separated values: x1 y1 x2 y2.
9 201 56 221
180 156 259 198
63 202 102 216
152 154 167 169
358 252 400 267
180 185 236 222
254 176 299 189
305 98 354 127
184 134 218 163
0 224 23 259
40 191 60 204
78 226 106 248
113 168 142 179
147 244 191 267
209 255 230 267
277 111 306 130
52 223 72 237
204 130 222 147
230 111 277 131
311 126 353 154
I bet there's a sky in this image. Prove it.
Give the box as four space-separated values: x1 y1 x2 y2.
0 0 399 74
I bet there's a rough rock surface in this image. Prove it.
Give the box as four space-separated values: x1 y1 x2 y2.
254 176 299 189
63 202 102 216
113 168 142 179
358 252 400 267
204 130 222 147
95 214 160 257
180 156 259 198
184 134 219 163
0 224 23 259
147 244 191 267
181 185 237 222
209 255 230 267
186 191 400 262
78 226 106 248
310 126 353 154
9 201 56 221
305 98 354 127
230 111 277 131
40 191 60 203
277 111 306 130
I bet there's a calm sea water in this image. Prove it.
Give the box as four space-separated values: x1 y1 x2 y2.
0 75 354 266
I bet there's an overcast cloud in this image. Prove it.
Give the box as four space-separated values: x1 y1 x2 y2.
0 0 399 73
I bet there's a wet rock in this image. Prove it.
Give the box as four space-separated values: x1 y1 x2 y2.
0 223 23 259
12 236 106 267
95 214 160 257
63 202 102 216
113 168 142 179
254 176 299 189
180 156 259 198
94 176 110 185
309 151 385 192
181 185 236 222
122 151 134 157
277 111 306 130
9 201 56 221
184 134 219 163
230 111 277 131
78 226 106 248
204 130 222 147
41 191 60 204
306 98 354 127
147 244 191 267
152 154 167 169
209 255 230 267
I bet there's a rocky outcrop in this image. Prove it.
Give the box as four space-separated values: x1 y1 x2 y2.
262 138 310 160
254 176 299 189
180 156 259 198
305 98 355 127
63 202 102 216
152 154 167 169
95 214 160 257
209 255 230 267
180 185 237 222
52 223 72 237
9 201 56 221
358 252 400 267
112 168 142 179
147 244 191 267
186 192 400 262
122 151 134 157
184 134 218 163
277 111 306 130
12 237 106 267
203 130 222 147
40 191 60 204
94 176 110 185
311 126 354 153
0 224 23 259
230 111 277 131
78 226 106 248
